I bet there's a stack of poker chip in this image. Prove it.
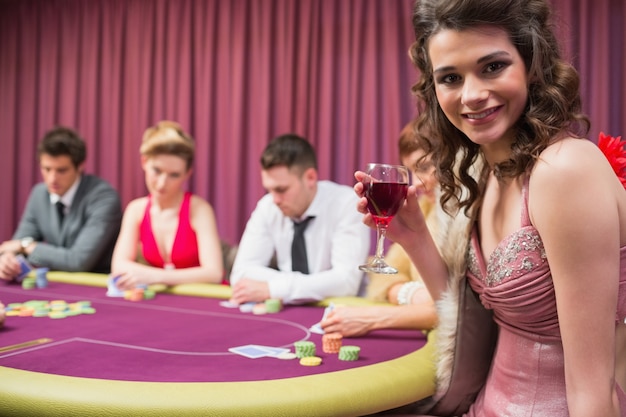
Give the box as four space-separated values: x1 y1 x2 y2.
338 345 360 361
19 267 49 290
322 332 343 354
123 287 155 301
21 277 36 289
294 341 316 358
264 298 282 313
5 300 95 319
35 268 48 288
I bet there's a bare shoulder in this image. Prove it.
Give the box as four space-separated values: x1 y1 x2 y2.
123 197 149 221
189 194 216 219
529 137 624 229
531 137 613 190
536 137 604 168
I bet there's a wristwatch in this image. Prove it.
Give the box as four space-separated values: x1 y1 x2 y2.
20 237 34 254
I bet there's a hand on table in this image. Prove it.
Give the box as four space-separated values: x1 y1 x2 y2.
0 252 20 281
320 306 377 337
0 301 5 328
114 270 154 291
229 278 270 305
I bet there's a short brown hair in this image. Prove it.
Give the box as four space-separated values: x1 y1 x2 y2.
38 126 87 168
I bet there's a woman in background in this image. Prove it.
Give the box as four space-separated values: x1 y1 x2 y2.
321 122 439 337
111 121 223 289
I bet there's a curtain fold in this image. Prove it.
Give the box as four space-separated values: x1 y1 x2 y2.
0 0 623 246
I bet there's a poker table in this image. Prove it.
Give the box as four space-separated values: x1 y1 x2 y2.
0 272 437 416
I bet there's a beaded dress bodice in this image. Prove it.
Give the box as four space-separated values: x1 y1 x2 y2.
461 178 626 417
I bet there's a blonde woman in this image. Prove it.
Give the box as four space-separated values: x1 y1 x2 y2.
111 121 223 289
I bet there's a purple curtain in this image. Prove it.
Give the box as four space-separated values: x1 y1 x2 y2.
1 0 624 246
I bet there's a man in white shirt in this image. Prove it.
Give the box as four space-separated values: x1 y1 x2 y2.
229 134 370 305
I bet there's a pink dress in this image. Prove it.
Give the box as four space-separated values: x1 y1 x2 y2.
464 179 626 417
140 192 200 269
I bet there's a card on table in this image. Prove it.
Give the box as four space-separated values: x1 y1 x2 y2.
106 275 124 297
228 344 290 359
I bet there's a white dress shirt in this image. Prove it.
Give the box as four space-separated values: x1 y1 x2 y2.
230 180 370 304
49 175 81 215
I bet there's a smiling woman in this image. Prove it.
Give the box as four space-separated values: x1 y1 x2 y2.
356 0 626 415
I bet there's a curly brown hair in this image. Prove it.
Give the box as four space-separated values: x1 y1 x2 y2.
409 0 589 214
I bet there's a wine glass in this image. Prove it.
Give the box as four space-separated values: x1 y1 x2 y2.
359 163 409 274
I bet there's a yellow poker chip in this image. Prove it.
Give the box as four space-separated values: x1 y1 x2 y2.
6 310 21 317
299 356 322 366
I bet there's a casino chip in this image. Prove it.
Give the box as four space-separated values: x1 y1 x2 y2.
252 303 267 315
322 332 343 354
5 300 96 319
338 345 360 361
264 298 282 313
294 341 316 358
276 352 297 360
299 356 322 366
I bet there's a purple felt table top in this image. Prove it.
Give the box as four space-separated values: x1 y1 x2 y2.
0 281 426 382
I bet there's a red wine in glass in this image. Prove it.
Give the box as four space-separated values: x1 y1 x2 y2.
364 182 408 227
359 163 409 274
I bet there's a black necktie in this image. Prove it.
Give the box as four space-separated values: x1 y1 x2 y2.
56 201 65 225
291 216 314 274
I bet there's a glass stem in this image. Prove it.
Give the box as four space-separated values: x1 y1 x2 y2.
374 225 387 260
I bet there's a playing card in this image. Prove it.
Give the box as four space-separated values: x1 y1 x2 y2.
106 275 125 297
228 344 288 359
15 254 33 282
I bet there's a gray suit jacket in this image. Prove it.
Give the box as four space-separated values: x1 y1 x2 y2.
13 174 122 273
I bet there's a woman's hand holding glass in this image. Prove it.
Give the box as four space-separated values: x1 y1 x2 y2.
357 163 409 274
354 170 429 255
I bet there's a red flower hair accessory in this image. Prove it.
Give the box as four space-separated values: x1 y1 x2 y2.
598 132 626 189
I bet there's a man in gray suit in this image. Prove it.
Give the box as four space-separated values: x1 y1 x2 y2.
0 126 122 280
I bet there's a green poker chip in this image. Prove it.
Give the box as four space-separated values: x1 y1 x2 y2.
338 346 360 361
294 341 316 358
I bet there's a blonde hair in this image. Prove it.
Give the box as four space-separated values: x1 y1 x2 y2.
140 120 195 169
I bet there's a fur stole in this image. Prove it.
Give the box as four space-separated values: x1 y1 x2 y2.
421 157 498 414
431 204 474 397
